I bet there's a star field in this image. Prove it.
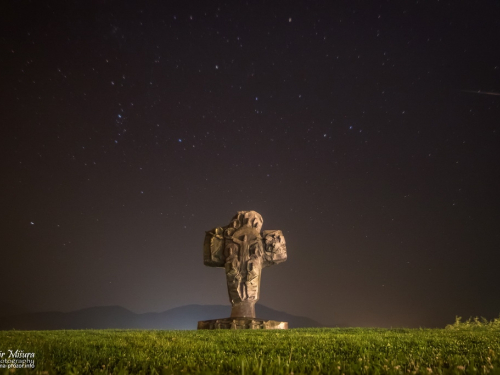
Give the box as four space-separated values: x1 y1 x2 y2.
1 0 500 327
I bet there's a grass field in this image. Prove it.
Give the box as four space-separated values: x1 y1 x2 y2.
0 321 499 374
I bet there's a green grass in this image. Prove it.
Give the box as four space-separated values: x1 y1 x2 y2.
446 316 500 331
1 326 499 374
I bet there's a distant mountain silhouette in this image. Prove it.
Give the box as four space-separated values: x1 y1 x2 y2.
0 304 323 330
0 302 32 318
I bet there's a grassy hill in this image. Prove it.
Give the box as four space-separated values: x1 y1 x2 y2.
1 326 499 374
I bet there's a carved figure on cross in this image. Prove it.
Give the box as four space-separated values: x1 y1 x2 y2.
203 211 287 318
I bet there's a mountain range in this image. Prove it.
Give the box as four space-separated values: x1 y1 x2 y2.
0 304 323 330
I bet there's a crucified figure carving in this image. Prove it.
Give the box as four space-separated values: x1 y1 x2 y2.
203 211 287 318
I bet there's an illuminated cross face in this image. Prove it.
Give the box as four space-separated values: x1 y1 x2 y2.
203 211 287 318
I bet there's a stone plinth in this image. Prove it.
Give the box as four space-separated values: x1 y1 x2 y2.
198 317 288 330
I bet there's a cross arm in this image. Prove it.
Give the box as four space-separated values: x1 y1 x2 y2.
203 227 226 267
262 230 287 268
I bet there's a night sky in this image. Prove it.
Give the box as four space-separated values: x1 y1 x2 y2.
2 1 500 328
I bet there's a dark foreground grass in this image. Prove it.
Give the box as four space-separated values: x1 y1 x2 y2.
1 328 499 374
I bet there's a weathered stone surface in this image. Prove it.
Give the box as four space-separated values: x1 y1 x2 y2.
199 211 288 329
198 317 288 330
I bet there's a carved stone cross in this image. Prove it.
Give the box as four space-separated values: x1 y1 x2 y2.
200 210 287 329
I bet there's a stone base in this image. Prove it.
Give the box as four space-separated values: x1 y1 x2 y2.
197 317 288 330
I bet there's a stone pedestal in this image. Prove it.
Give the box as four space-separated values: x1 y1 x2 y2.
197 317 288 330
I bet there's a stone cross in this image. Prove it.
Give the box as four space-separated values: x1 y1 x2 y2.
200 211 287 328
